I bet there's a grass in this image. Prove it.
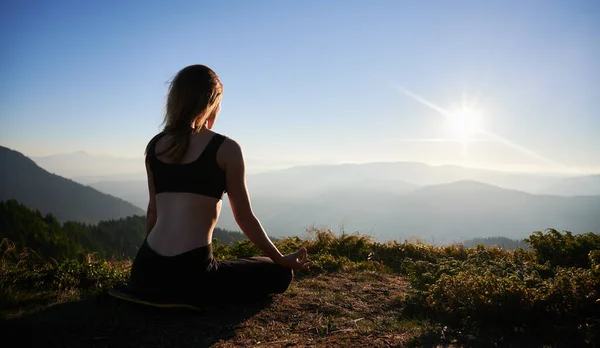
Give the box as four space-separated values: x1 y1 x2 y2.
1 269 429 347
1 228 599 347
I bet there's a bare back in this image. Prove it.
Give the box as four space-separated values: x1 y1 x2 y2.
146 130 227 256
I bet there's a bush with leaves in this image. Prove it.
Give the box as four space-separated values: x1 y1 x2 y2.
525 229 600 268
2 225 599 344
398 230 600 344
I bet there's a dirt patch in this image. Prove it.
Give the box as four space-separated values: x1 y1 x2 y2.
1 270 426 347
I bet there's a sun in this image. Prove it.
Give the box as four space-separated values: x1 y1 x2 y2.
446 107 483 141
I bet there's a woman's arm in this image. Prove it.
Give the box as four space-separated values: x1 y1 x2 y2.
221 139 284 262
145 156 157 236
220 138 312 270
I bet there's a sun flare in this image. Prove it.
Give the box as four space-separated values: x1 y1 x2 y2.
447 107 483 141
395 85 570 170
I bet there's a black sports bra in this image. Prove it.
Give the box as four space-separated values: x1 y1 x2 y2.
147 132 227 199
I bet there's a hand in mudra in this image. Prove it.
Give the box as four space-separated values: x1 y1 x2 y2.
280 247 313 270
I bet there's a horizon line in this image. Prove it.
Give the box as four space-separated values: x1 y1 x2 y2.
5 144 599 176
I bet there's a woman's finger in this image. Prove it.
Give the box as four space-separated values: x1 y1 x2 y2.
299 249 307 263
295 248 307 263
301 261 314 270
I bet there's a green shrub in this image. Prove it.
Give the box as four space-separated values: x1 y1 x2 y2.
1 259 129 293
398 231 600 343
525 229 600 268
2 227 599 344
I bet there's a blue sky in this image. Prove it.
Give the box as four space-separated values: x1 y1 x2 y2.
1 0 599 174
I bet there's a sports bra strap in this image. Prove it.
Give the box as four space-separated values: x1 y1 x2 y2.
146 132 166 158
146 132 227 198
146 132 225 162
202 134 226 160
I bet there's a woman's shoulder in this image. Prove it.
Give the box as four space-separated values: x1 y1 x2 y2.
150 131 168 143
211 133 244 162
208 131 238 148
145 131 167 156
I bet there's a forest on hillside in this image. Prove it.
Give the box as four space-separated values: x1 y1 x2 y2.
0 199 246 262
0 198 530 263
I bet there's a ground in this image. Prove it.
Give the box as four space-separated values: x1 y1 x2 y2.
0 270 443 348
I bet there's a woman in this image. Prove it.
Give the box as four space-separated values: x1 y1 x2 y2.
128 64 312 307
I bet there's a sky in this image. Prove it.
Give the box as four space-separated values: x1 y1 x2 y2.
1 0 599 174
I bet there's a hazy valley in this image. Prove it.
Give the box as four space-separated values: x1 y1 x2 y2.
20 149 600 243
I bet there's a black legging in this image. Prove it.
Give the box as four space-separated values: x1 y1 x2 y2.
128 239 293 305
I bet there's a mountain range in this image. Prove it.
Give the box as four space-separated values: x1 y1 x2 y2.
213 179 600 242
6 147 600 242
31 151 312 184
31 151 600 196
222 165 600 241
0 146 144 223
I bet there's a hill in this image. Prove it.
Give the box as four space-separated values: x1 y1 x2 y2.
0 199 246 261
53 160 571 206
85 176 599 242
34 156 600 241
84 175 600 242
247 162 564 194
538 174 600 196
391 181 600 240
0 146 144 224
86 180 147 210
214 180 600 242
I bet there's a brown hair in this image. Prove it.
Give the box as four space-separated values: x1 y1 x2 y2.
145 64 223 162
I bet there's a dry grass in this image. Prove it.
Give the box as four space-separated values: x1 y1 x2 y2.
0 270 435 347
212 271 421 347
6 229 594 346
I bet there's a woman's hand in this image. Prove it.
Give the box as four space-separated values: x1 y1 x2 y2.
278 247 313 270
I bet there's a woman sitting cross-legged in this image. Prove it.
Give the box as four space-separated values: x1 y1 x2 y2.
127 64 312 307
